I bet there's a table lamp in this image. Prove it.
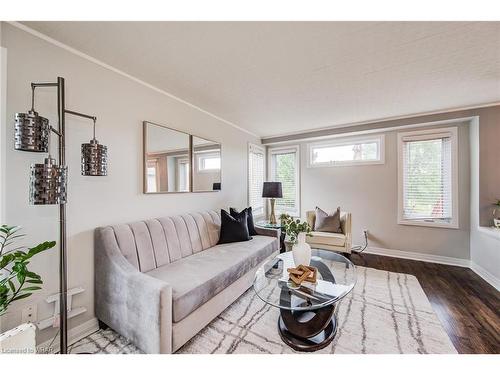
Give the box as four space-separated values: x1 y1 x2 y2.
262 182 282 224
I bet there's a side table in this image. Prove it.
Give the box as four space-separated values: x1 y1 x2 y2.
255 221 286 253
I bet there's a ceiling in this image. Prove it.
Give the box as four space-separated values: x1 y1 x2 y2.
22 21 500 137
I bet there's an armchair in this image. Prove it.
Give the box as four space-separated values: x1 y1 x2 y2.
305 210 352 254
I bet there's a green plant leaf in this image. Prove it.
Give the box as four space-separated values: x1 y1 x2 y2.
8 280 15 292
26 241 56 258
26 279 43 284
11 293 32 302
26 271 41 279
21 286 41 292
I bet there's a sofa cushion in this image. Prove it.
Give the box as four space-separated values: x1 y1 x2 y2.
306 231 346 247
110 210 221 272
230 207 258 236
217 209 251 244
146 235 278 322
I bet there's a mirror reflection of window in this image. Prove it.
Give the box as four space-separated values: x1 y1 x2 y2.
198 153 221 171
144 122 191 193
147 160 159 193
192 136 221 192
177 159 190 192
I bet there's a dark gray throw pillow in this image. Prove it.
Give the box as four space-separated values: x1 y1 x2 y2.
230 207 258 236
314 206 343 234
218 209 252 244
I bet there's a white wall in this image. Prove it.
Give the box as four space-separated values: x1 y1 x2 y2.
298 122 471 260
469 119 500 290
0 23 259 343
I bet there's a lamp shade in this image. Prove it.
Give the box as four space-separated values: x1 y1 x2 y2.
81 139 108 176
30 157 67 205
14 110 50 152
262 182 283 198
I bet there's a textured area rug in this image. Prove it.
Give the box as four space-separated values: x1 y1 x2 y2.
70 266 457 354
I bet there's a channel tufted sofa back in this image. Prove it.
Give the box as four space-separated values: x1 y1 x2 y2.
108 210 221 272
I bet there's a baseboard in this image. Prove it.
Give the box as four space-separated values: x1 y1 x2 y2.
363 246 500 291
36 317 99 354
363 246 470 267
470 262 500 291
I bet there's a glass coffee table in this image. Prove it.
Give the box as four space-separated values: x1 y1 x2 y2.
253 249 356 351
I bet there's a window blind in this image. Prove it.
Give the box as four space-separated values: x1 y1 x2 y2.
402 134 452 222
270 148 298 216
248 144 265 217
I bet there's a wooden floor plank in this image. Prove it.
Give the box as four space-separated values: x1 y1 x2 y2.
347 252 500 354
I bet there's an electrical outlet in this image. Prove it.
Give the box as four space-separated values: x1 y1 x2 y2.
21 304 38 324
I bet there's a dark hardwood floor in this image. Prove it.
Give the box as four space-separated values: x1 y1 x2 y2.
347 252 500 354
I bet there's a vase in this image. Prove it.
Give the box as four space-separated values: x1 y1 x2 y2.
292 232 311 266
493 206 500 229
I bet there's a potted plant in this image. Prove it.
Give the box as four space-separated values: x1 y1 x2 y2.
493 200 500 229
0 225 55 351
282 217 313 266
279 213 290 227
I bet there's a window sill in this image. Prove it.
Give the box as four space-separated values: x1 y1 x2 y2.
477 226 500 241
398 219 459 229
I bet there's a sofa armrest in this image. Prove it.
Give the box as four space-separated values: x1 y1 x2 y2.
254 226 280 239
341 212 352 250
95 227 172 353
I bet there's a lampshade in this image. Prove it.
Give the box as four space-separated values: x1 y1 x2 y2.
81 139 108 176
262 182 283 198
14 110 50 152
30 157 67 205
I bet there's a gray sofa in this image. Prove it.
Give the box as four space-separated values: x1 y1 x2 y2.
94 210 279 353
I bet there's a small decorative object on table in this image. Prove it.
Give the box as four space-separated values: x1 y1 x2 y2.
493 199 500 229
287 264 317 285
281 216 313 266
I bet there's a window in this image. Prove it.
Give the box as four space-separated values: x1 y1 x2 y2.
176 158 190 192
398 127 458 228
196 152 221 172
146 160 158 193
269 146 300 217
248 144 265 218
308 135 384 167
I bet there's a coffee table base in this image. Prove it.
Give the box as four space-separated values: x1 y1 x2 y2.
278 306 338 352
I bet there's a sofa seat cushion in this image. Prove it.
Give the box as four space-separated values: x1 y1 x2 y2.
146 235 278 322
306 231 346 247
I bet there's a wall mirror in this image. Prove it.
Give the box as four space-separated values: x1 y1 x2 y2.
192 136 222 192
143 121 191 193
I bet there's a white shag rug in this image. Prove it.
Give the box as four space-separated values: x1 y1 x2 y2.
70 266 457 354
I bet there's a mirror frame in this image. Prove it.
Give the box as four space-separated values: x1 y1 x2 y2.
142 121 222 194
191 135 223 193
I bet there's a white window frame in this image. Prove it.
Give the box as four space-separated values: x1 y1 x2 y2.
248 143 266 219
307 134 385 168
397 126 459 229
196 151 221 173
268 145 300 217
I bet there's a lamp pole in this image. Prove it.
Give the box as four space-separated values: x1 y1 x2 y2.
56 77 68 353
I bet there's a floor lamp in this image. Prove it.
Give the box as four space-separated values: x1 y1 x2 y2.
14 77 108 354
